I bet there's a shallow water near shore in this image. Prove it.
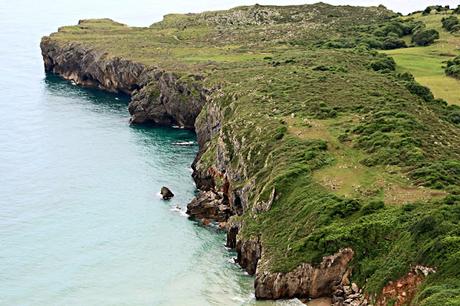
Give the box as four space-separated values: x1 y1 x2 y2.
0 1 262 305
1 0 434 304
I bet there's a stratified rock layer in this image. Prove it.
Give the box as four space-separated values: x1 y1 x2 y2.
255 249 354 300
40 38 206 129
186 191 232 222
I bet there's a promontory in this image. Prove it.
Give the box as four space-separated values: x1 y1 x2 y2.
41 3 460 305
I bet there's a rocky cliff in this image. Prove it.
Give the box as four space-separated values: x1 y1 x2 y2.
40 36 360 301
41 5 460 305
41 37 206 129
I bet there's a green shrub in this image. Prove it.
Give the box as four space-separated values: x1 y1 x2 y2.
422 7 432 16
410 215 438 238
446 64 460 79
370 54 396 71
447 106 460 124
362 200 385 215
360 37 383 49
274 125 288 140
442 16 460 32
446 56 460 79
410 160 460 189
412 29 440 46
328 199 362 218
382 36 407 50
309 102 338 119
405 82 434 101
324 38 356 49
379 22 405 37
454 5 460 14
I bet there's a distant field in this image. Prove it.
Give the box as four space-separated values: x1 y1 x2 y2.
385 12 460 105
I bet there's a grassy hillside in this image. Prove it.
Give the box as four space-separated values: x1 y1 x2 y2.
45 4 460 305
385 11 460 105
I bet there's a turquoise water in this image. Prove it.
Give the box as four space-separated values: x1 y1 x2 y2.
0 1 258 305
1 0 442 304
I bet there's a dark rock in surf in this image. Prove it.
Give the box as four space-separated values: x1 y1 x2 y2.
161 186 174 200
186 190 232 222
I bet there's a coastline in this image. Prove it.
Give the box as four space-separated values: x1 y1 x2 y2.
40 5 460 304
40 37 356 303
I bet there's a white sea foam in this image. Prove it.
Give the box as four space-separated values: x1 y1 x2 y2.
170 205 188 217
173 141 195 146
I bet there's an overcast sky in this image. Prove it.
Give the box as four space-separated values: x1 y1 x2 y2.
16 0 460 28
163 1 459 15
121 0 460 25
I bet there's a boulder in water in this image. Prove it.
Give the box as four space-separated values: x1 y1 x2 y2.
160 186 174 200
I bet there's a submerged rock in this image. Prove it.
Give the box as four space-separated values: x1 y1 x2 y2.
160 186 174 200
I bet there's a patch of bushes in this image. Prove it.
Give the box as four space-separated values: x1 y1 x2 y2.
312 65 348 73
274 125 288 140
362 200 385 215
412 28 440 46
445 55 460 79
405 82 434 101
322 19 424 51
397 72 434 102
423 5 451 15
370 54 396 72
353 111 426 167
442 16 460 32
309 102 338 119
381 36 407 50
426 98 460 126
410 160 460 189
328 199 362 218
422 7 432 16
454 5 460 14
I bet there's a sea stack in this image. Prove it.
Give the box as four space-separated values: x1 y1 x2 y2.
160 186 174 200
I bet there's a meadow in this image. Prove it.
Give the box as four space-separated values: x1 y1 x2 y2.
385 11 460 105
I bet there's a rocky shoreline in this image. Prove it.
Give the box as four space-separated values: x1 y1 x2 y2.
40 37 366 303
41 36 206 129
40 36 430 305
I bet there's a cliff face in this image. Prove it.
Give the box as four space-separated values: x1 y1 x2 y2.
41 37 145 95
40 38 206 129
40 5 460 305
40 36 357 301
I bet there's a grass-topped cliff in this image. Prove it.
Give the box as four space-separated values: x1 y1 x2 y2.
42 3 460 305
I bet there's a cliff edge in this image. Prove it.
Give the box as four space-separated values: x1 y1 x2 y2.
41 5 460 305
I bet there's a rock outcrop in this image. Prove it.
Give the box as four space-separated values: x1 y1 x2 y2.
41 37 145 95
332 282 367 306
186 190 232 222
40 37 207 129
375 266 436 306
236 236 262 276
160 186 174 200
255 248 354 300
41 34 358 303
128 72 208 129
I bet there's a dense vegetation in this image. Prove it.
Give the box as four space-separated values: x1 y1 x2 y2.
45 4 460 305
446 55 460 79
384 10 460 105
442 15 460 33
455 5 460 14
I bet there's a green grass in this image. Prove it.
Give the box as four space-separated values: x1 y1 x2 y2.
385 12 460 105
44 5 460 305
